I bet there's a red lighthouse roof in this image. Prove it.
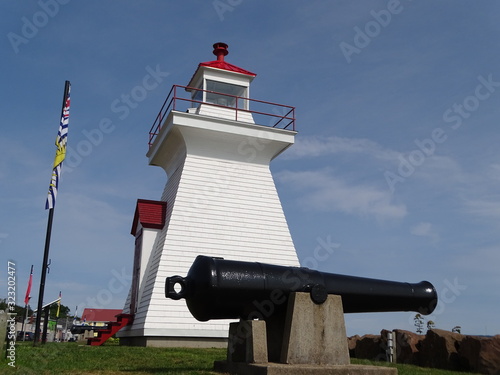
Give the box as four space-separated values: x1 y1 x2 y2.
198 42 256 77
131 199 166 235
187 43 256 88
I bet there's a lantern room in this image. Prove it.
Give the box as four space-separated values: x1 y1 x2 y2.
185 42 256 122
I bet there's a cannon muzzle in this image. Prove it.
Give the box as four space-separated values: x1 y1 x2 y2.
166 255 437 321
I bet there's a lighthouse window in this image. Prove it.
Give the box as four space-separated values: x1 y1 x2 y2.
192 86 203 104
206 80 246 109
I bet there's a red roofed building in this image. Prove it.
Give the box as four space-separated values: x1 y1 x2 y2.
127 199 166 315
81 308 123 326
79 308 134 346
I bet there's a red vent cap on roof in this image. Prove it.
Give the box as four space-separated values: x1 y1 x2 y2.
213 42 228 61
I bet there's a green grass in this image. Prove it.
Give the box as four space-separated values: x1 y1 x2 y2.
4 342 224 375
2 342 478 375
351 359 479 375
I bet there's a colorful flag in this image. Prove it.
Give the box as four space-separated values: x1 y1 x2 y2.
46 81 71 210
24 265 33 306
56 291 62 318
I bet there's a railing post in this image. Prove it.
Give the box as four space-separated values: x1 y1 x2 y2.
173 85 177 111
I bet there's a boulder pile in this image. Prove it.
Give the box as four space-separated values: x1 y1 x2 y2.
349 329 500 374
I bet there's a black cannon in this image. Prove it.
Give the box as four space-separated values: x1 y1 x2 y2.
165 255 438 321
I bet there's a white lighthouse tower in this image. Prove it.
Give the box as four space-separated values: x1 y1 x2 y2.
118 43 300 347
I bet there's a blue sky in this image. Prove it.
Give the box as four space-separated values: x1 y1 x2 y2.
1 1 499 337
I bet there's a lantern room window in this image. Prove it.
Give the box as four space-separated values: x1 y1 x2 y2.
206 80 247 109
192 86 203 103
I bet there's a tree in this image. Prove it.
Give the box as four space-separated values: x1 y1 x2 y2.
414 313 425 334
427 320 435 331
0 298 34 322
49 303 70 319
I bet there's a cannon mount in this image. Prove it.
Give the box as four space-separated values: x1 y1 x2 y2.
166 256 437 374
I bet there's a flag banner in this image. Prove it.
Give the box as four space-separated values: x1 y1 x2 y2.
24 265 33 306
46 81 71 210
56 291 62 318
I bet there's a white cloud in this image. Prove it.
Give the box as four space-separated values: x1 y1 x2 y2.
464 199 500 221
283 135 400 161
490 164 500 181
410 222 438 241
414 155 464 183
57 192 131 234
411 222 432 236
452 246 500 279
277 169 406 220
457 163 500 226
0 137 50 182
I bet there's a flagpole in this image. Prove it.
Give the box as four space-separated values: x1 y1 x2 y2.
22 304 30 341
22 265 33 341
22 306 28 341
33 81 71 346
33 207 55 345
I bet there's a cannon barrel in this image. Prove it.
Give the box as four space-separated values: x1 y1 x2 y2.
165 255 437 321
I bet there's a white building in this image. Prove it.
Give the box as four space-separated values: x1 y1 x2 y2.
118 43 300 347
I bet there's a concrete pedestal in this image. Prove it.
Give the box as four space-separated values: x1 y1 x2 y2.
214 362 397 375
214 293 397 375
281 293 349 365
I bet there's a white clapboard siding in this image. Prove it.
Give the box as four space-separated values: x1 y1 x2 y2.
118 109 299 342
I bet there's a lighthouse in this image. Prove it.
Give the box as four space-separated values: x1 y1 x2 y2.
118 43 300 347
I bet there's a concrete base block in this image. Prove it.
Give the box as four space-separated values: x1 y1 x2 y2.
119 335 227 348
281 293 349 365
214 361 398 375
228 320 268 363
215 293 398 374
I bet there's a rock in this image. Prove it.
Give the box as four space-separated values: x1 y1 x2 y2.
393 329 424 365
349 330 425 364
348 329 500 374
354 334 385 361
419 329 464 371
459 334 500 375
347 335 361 358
